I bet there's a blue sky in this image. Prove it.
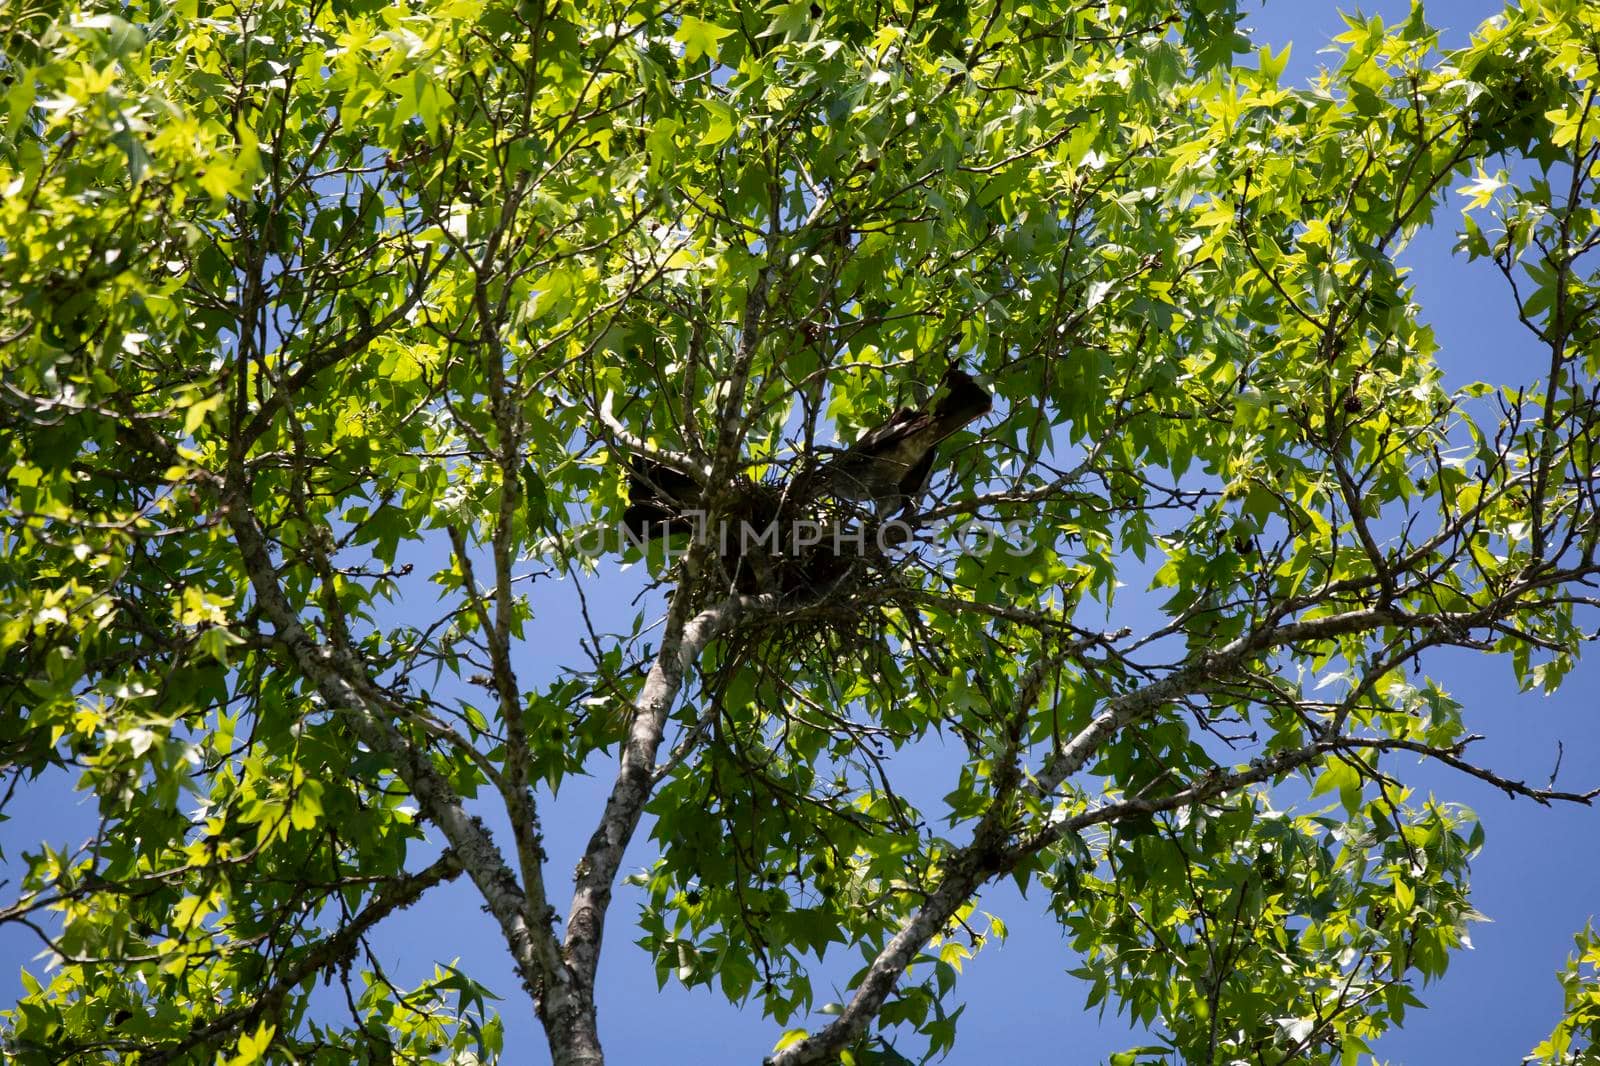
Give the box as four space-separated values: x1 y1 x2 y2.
5 1 1599 1063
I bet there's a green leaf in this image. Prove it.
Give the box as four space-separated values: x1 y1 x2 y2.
773 1028 809 1052
675 16 733 63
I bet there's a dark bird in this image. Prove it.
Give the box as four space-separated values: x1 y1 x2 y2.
816 367 992 514
622 457 790 593
619 366 991 542
622 457 703 540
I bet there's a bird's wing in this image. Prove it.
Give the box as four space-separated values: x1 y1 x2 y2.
849 406 921 453
843 370 990 456
883 370 992 502
897 445 939 503
814 370 991 511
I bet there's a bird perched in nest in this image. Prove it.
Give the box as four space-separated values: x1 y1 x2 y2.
813 367 992 515
621 366 992 541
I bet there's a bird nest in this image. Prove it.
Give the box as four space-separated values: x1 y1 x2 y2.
670 475 921 668
620 366 992 667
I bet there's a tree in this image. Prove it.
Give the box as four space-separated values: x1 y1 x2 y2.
3 0 1599 1062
